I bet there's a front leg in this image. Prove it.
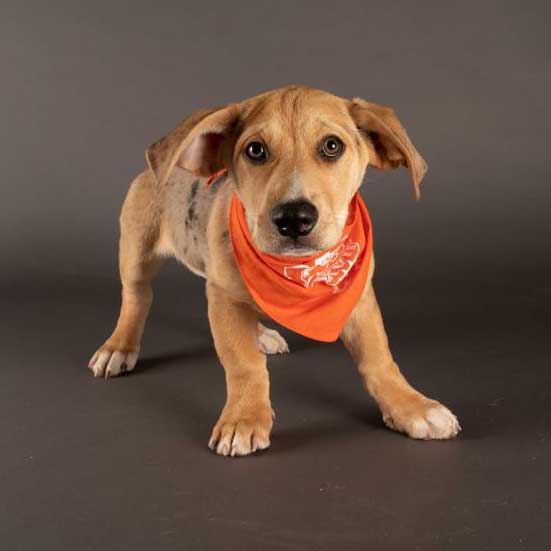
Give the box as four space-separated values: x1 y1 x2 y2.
341 285 460 439
207 282 273 456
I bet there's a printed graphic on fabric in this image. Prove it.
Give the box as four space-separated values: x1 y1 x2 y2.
283 239 360 288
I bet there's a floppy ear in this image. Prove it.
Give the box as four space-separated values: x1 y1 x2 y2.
145 103 240 186
349 98 427 199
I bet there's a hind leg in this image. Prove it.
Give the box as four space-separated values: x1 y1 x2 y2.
89 253 164 378
89 173 165 378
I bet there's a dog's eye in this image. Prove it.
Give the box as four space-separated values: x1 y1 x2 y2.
244 141 268 163
320 136 345 160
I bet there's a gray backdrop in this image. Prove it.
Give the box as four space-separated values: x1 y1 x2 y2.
1 2 550 550
3 0 550 284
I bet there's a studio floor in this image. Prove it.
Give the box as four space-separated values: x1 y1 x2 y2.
1 269 549 550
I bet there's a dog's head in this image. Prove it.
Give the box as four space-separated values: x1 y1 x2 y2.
147 86 426 255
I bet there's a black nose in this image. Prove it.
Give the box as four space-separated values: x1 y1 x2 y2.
271 200 319 238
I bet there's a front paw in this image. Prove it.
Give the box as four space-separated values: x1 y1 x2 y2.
208 403 274 457
88 345 139 378
383 397 460 440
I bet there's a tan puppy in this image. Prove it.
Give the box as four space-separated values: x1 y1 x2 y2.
89 86 460 456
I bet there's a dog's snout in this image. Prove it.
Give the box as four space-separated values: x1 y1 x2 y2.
271 200 318 239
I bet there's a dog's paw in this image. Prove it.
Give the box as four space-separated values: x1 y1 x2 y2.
383 400 460 440
208 405 274 457
258 324 289 355
88 346 139 378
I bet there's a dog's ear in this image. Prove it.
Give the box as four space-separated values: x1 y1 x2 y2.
348 98 427 199
145 104 240 186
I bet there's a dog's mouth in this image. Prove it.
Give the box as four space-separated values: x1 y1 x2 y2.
251 221 347 257
275 237 320 257
248 217 320 256
269 217 346 257
251 231 322 257
248 209 345 257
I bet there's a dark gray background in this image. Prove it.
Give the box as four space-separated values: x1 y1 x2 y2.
1 1 550 550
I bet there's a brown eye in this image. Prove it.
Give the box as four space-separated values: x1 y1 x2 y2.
320 135 345 160
244 141 268 163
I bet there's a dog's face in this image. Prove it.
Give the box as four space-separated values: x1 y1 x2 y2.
147 86 427 255
230 88 368 255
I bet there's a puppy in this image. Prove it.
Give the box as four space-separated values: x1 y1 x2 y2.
89 86 460 456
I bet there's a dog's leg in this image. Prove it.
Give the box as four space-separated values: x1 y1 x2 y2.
207 283 273 456
89 247 164 378
89 174 164 378
341 285 460 439
257 323 289 355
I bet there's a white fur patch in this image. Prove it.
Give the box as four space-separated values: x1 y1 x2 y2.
384 404 461 440
258 325 289 354
88 348 139 378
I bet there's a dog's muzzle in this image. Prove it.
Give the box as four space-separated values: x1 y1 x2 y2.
271 200 318 239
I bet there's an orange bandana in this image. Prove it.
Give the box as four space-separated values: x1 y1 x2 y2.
227 189 373 342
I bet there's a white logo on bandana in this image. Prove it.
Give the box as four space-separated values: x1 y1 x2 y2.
283 239 361 288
